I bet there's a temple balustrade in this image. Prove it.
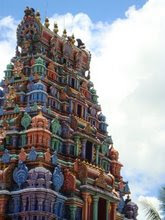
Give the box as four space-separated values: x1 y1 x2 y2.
8 190 66 219
27 129 51 148
47 96 61 111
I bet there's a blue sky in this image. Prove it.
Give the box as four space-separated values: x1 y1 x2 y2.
0 0 165 219
0 0 147 22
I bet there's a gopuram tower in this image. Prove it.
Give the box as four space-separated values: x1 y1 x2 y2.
0 7 138 220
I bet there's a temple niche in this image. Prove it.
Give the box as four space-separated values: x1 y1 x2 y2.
0 7 138 220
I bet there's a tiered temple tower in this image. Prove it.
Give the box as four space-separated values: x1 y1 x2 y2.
0 7 138 220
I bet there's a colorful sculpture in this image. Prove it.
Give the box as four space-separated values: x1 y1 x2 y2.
0 7 137 220
13 161 28 188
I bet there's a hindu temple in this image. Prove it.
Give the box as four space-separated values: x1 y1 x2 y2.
0 7 138 220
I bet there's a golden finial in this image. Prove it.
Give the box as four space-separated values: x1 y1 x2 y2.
38 110 43 116
35 10 41 21
39 161 43 167
62 28 67 39
71 34 75 45
53 22 58 34
44 17 50 28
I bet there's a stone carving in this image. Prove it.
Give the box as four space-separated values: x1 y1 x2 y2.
27 167 52 189
51 118 61 134
44 148 51 162
24 7 35 17
21 112 31 130
109 145 119 161
17 7 42 55
27 169 38 187
2 149 10 163
28 146 37 161
51 151 58 165
63 168 76 192
31 102 38 111
18 148 27 161
13 161 28 188
14 104 20 113
31 111 49 129
13 60 23 77
5 86 16 107
95 171 107 189
61 121 72 139
0 164 14 189
123 197 138 220
78 162 88 182
52 165 64 191
0 126 6 145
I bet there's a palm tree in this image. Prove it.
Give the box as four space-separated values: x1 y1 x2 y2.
140 186 165 220
141 199 161 220
159 186 165 218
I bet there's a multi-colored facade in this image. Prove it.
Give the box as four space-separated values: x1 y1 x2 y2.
0 7 138 220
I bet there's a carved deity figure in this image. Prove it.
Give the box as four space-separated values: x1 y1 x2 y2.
0 128 6 145
5 86 17 108
19 148 27 161
123 197 138 220
44 148 51 162
13 61 23 77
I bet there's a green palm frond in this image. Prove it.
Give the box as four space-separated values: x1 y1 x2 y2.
159 186 165 217
140 199 161 220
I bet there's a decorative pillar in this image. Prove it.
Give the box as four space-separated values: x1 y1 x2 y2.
95 145 100 165
13 194 21 213
106 200 110 220
69 100 73 113
30 193 35 211
51 137 56 151
54 197 64 217
92 195 99 220
82 192 89 220
50 197 55 213
81 106 83 118
84 107 87 119
81 139 86 159
73 102 77 115
12 135 17 147
69 205 77 220
110 203 117 220
88 195 92 220
22 196 27 211
6 135 10 145
74 136 80 157
66 143 70 155
21 133 26 146
27 134 30 145
0 196 8 217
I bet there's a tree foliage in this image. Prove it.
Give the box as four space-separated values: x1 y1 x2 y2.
141 186 165 220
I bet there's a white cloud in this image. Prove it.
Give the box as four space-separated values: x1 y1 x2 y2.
0 16 17 76
0 0 165 219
